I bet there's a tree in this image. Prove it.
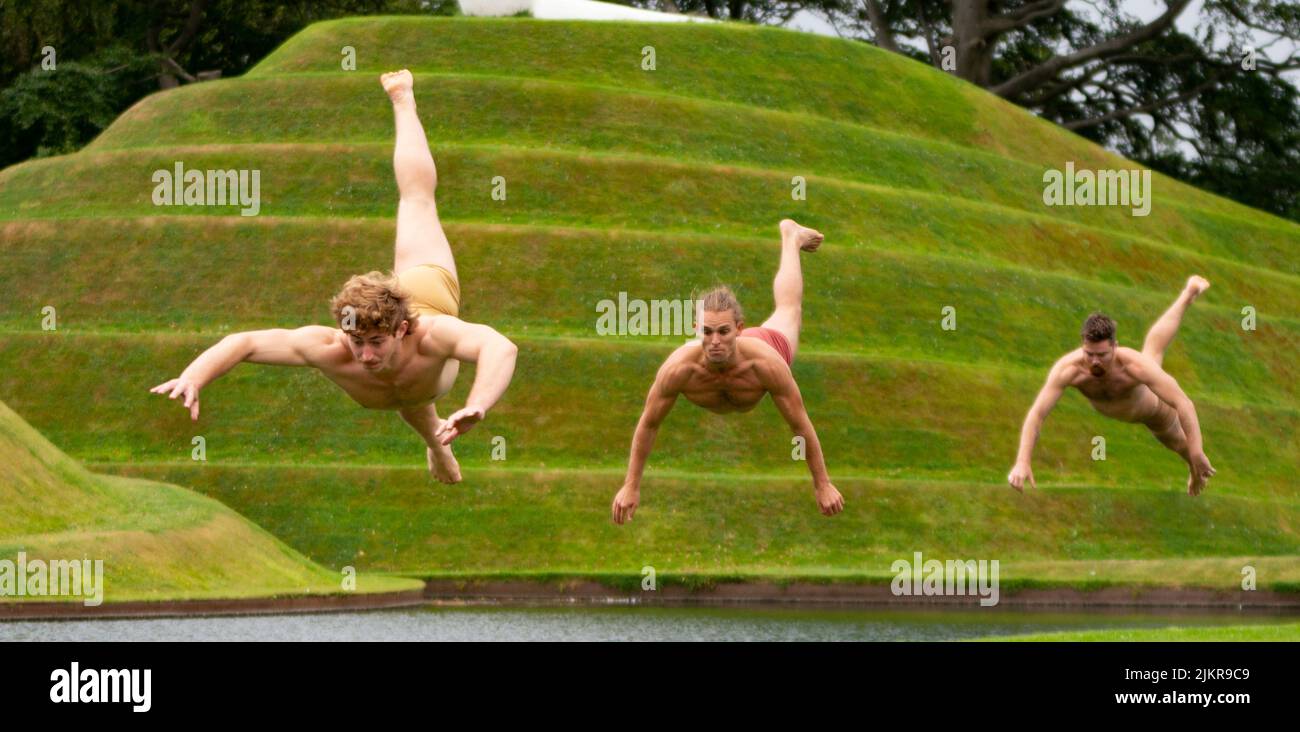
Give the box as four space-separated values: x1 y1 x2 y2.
628 0 841 23
0 45 157 163
817 1 1300 220
0 0 443 169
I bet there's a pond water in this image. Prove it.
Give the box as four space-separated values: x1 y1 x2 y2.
3 603 1293 641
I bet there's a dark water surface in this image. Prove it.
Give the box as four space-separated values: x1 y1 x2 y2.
3 603 1293 641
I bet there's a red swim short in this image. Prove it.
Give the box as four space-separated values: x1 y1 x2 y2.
740 326 793 366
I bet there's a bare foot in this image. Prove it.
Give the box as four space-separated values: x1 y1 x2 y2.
1185 275 1210 301
780 218 824 252
381 69 414 106
1187 469 1208 497
427 443 462 484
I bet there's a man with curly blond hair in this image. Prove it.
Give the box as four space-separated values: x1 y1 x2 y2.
150 70 518 483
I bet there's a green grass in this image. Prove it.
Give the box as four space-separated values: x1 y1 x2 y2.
1 332 1296 496
4 144 1297 279
0 16 1297 595
0 397 420 602
83 463 1300 593
80 73 1300 270
989 622 1300 641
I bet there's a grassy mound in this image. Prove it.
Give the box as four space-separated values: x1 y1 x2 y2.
0 17 1296 592
0 398 419 602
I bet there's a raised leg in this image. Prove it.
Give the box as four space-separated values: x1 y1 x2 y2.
1142 275 1209 366
760 219 822 359
382 69 458 281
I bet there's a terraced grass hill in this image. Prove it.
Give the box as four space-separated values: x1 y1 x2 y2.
0 398 419 603
1 16 1297 591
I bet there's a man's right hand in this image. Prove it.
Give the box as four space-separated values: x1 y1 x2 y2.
815 483 845 516
1191 452 1216 479
1188 452 1216 496
611 482 640 525
150 377 201 421
1007 462 1035 492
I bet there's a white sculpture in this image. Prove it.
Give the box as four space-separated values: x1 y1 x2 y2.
459 0 718 23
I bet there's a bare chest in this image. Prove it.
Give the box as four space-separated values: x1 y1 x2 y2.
1073 371 1160 422
323 357 456 410
681 369 767 413
1074 372 1143 403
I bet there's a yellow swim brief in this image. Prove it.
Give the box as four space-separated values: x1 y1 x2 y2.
395 264 461 318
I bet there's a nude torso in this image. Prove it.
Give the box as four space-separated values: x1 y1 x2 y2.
676 338 780 414
1064 346 1173 428
312 320 459 410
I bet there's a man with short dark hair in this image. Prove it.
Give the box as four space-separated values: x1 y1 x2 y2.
1008 276 1216 496
611 219 844 523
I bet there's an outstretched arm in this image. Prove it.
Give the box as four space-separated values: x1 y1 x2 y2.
1009 360 1071 491
766 361 844 516
149 326 335 421
424 316 519 444
612 358 682 525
